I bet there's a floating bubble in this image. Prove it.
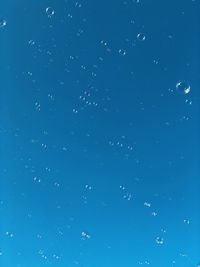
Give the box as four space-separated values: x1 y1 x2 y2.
118 49 126 56
85 184 92 190
183 219 190 224
0 19 6 28
5 231 14 238
137 33 146 41
144 202 151 208
46 7 55 17
81 231 91 240
28 40 35 46
155 237 164 245
176 81 190 95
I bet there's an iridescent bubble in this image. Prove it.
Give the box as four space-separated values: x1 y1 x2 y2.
46 7 55 17
137 33 146 41
176 81 191 95
0 19 6 28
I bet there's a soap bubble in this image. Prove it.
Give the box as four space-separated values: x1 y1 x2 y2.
0 19 6 28
137 33 146 41
46 7 55 18
176 81 190 95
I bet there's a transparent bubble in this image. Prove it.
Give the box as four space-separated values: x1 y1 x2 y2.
5 231 14 238
176 81 191 95
81 231 91 240
118 49 126 56
46 7 55 17
155 237 164 245
0 19 6 28
144 202 151 208
137 33 146 41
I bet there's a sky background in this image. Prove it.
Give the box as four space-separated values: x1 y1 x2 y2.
0 0 200 266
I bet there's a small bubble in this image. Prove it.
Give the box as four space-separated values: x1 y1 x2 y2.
176 81 191 95
100 40 107 46
46 7 55 18
85 184 92 190
0 19 6 28
28 40 35 46
144 202 151 208
5 231 14 238
155 237 164 245
118 49 126 56
183 219 190 224
137 33 146 41
81 231 91 240
185 99 192 105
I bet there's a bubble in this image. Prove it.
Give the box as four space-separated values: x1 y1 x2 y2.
137 33 146 41
183 219 190 224
5 231 14 238
28 40 35 46
46 7 55 17
0 19 6 28
118 49 126 56
85 184 92 190
155 237 164 245
176 81 191 95
81 231 91 240
144 202 151 208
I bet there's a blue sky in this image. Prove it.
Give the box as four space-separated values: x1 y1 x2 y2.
0 0 200 266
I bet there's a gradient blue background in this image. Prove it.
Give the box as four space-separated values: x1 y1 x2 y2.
0 0 200 266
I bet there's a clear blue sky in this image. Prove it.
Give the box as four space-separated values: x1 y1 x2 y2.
0 0 200 266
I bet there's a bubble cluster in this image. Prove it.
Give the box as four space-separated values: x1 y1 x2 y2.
176 81 191 95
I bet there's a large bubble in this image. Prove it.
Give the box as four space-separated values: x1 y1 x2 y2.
176 81 191 95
